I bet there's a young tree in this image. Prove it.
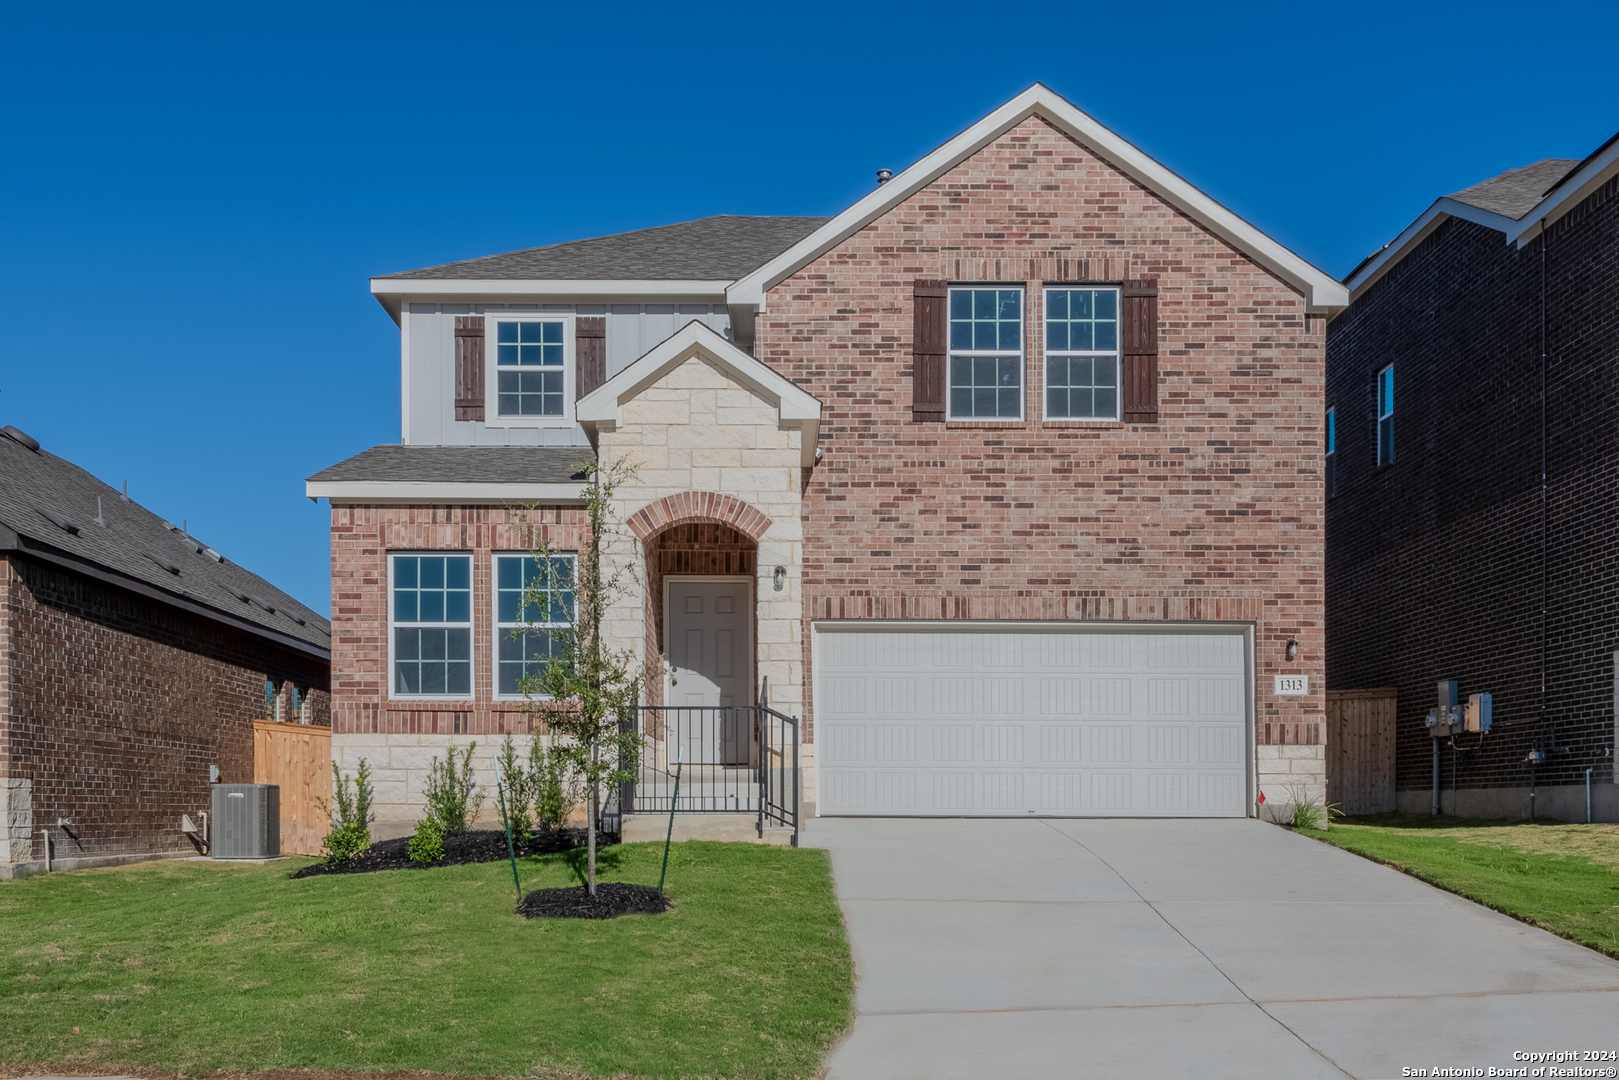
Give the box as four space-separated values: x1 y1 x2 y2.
517 458 644 895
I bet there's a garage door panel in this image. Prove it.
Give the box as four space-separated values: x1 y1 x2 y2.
817 625 1250 818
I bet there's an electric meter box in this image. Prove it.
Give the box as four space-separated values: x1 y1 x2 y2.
1465 692 1492 733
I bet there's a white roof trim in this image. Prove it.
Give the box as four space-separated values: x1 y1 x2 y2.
576 320 823 467
1507 138 1619 248
305 481 587 504
1345 197 1519 300
727 83 1348 315
372 278 730 296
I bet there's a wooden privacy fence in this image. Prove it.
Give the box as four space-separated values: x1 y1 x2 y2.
253 720 331 856
1326 688 1398 815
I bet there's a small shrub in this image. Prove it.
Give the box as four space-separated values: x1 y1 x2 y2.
531 736 580 832
423 742 484 833
407 816 445 863
319 759 374 863
495 734 536 839
1278 782 1340 831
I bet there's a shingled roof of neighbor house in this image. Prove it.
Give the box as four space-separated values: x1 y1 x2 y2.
0 425 330 656
378 215 831 282
307 445 593 485
1448 158 1582 220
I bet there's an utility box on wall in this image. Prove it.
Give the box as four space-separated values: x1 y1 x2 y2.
1465 692 1493 733
211 784 280 859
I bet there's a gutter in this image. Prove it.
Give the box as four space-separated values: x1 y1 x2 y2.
0 526 330 662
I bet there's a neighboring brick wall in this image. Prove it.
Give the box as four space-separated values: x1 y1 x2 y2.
0 553 329 861
1326 176 1619 799
757 116 1327 777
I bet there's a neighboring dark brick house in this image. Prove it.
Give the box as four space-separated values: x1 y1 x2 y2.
1 425 331 876
1326 135 1619 820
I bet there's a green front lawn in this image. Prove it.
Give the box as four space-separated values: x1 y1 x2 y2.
0 840 853 1080
1302 816 1619 959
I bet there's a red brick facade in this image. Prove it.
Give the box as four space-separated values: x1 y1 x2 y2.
327 504 589 737
757 116 1325 743
0 553 330 862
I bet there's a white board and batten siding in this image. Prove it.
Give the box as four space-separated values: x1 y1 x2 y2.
401 302 731 446
814 623 1254 818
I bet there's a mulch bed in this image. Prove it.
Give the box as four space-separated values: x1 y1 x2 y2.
291 827 598 878
517 881 670 920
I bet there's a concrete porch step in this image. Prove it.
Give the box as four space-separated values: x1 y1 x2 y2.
622 813 795 846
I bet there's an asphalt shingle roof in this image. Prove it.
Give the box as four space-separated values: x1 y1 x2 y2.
0 427 330 654
1449 159 1582 220
376 215 830 282
308 445 594 485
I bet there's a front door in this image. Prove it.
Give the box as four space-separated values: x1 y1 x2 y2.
666 577 752 765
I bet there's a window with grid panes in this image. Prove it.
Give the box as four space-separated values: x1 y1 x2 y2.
495 553 575 697
392 554 472 696
496 320 566 416
1044 287 1120 420
948 288 1024 419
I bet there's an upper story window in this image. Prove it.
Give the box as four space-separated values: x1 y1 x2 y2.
392 554 472 697
1377 365 1394 466
1325 407 1337 497
495 319 566 417
495 553 575 698
1045 287 1120 420
949 287 1023 420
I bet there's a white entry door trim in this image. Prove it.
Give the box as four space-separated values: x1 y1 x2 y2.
812 620 1255 818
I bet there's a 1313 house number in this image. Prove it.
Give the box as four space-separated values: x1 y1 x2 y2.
1274 675 1309 695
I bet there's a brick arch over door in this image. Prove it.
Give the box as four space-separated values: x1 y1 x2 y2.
625 492 773 544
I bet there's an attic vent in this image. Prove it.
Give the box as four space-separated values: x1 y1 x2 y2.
37 508 80 535
202 547 223 562
250 596 276 614
225 585 251 602
161 520 180 532
147 552 181 575
291 615 307 626
2 426 40 452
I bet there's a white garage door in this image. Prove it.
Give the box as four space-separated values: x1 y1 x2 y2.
815 624 1250 817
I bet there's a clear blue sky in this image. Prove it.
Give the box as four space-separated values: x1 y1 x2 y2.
3 0 1615 616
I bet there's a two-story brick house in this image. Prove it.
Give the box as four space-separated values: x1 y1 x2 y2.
310 85 1346 833
1326 131 1619 821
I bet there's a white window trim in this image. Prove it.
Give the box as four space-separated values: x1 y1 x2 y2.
491 551 576 701
388 551 475 702
946 285 1026 423
485 314 577 427
1377 364 1394 467
1041 285 1122 423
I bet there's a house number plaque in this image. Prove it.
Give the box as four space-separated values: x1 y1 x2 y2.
1274 675 1309 696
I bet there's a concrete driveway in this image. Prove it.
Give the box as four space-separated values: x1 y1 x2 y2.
805 817 1619 1080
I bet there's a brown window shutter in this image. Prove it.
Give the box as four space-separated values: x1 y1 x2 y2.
453 317 485 421
912 280 948 421
1122 279 1159 424
575 317 607 400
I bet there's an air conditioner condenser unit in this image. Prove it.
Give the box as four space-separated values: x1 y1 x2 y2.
210 784 280 859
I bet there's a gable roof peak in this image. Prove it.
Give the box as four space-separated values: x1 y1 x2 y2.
728 83 1348 315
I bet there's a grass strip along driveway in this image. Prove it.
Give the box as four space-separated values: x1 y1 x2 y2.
1302 815 1619 959
0 840 853 1080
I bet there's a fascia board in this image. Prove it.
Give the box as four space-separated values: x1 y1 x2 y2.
370 278 730 298
305 481 586 503
729 83 1348 314
1507 144 1619 248
577 322 822 425
1345 198 1516 301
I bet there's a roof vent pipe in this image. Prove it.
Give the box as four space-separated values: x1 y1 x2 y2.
2 425 40 452
876 169 892 185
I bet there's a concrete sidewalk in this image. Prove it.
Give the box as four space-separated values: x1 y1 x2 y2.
805 817 1619 1080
